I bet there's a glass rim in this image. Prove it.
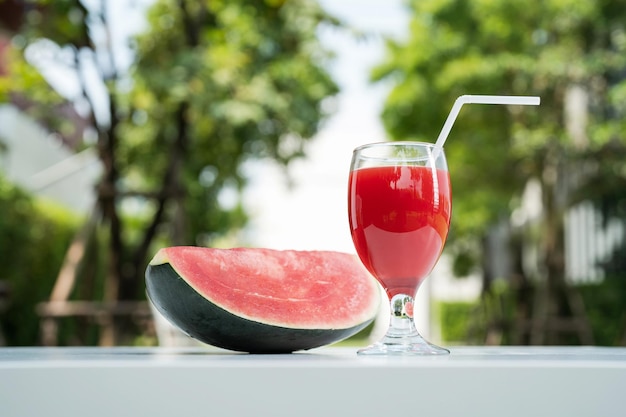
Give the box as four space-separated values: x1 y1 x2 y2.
353 140 441 153
352 141 444 163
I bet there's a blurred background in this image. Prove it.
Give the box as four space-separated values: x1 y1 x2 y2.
0 0 625 348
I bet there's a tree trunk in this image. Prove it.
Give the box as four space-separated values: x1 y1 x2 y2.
529 149 594 345
95 0 204 345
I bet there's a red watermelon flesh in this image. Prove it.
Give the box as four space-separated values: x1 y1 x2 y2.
146 246 381 352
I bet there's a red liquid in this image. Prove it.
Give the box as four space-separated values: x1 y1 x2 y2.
349 165 451 298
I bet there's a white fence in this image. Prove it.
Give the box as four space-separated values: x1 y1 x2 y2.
565 201 624 284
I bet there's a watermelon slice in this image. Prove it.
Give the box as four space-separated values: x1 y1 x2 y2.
145 246 380 353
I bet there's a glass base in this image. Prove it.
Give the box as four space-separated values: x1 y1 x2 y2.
357 331 450 356
358 293 450 356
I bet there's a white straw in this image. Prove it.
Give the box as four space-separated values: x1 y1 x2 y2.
434 95 541 149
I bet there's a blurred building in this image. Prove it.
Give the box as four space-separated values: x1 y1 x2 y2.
0 3 99 213
0 103 99 212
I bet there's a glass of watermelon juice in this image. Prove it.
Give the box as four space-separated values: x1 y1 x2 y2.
348 141 451 355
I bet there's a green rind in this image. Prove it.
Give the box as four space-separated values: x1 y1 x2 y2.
145 263 374 353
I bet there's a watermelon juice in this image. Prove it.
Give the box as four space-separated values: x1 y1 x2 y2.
348 165 451 298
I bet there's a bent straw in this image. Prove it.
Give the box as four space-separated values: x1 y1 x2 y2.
434 95 541 149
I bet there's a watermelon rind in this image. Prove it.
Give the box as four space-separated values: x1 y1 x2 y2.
146 262 376 353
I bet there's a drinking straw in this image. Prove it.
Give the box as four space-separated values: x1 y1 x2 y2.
434 95 541 149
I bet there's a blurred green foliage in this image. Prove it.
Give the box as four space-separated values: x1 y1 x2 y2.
438 301 474 344
0 0 342 337
1 0 340 232
580 282 626 346
373 0 626 273
118 0 341 247
439 279 626 346
0 175 78 345
375 0 626 345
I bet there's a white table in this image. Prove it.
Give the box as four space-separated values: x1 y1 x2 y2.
1 346 625 417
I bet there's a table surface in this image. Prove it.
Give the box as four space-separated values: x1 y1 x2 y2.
1 345 626 417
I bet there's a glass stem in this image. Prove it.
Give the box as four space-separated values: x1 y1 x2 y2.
386 293 419 339
357 292 450 355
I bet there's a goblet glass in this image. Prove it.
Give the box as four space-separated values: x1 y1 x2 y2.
348 141 451 355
